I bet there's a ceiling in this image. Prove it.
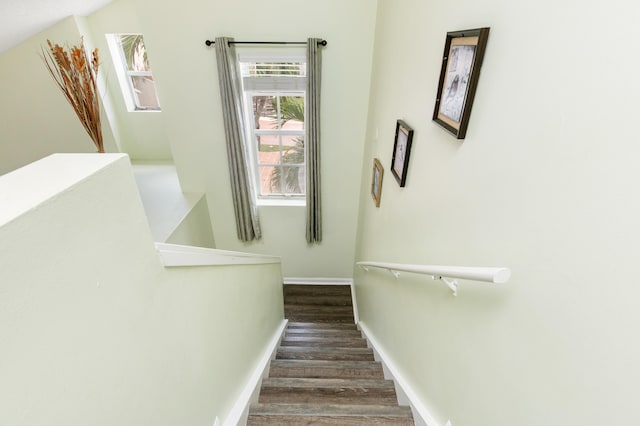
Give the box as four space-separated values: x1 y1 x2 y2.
0 0 114 53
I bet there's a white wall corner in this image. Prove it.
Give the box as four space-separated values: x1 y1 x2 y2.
223 319 288 426
358 321 440 426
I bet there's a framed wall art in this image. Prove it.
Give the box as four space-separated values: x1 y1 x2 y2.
433 27 490 139
371 158 384 207
391 120 414 187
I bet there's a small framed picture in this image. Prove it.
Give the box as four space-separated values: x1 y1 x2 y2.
433 27 490 139
391 120 414 187
371 158 384 207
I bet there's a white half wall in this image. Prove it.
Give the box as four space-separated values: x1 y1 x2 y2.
0 154 284 425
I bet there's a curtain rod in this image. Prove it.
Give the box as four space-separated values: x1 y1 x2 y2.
205 39 327 47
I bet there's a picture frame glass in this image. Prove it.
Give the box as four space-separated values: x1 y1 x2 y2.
432 27 490 139
390 120 414 187
392 126 409 179
371 158 383 207
437 37 478 128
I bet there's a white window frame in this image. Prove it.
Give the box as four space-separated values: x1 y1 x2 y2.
238 51 307 205
244 91 306 203
105 33 161 112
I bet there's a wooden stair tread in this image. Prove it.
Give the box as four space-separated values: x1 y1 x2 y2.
247 414 413 425
284 295 354 306
286 320 356 324
249 403 413 417
270 359 382 368
277 346 374 361
284 315 355 323
278 346 371 353
259 378 398 405
269 360 384 379
285 329 362 337
262 377 395 389
287 322 358 330
282 336 365 342
281 336 368 348
286 304 354 311
284 305 355 322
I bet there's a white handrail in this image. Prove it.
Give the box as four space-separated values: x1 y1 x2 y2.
357 261 510 296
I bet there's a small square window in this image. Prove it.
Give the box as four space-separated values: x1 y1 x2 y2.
106 34 161 112
130 75 161 110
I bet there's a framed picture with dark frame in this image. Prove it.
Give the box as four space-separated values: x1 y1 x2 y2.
371 158 384 207
433 27 490 139
391 120 414 187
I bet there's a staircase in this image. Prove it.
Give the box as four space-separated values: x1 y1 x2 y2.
247 284 414 425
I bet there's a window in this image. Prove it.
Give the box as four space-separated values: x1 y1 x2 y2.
239 54 306 201
106 34 161 111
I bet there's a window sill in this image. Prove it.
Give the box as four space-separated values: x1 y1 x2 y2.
128 109 162 113
257 198 306 207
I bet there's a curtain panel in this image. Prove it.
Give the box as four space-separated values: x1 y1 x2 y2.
214 37 262 242
306 38 323 244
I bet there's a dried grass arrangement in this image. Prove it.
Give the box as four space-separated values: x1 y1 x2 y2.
42 38 104 153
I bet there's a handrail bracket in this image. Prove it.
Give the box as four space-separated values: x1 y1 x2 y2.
389 269 401 279
441 277 458 296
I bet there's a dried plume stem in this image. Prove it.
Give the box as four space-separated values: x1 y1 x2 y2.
42 38 104 153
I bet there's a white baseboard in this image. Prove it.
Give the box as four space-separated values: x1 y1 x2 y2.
358 321 440 426
223 319 288 426
283 277 353 286
350 282 359 324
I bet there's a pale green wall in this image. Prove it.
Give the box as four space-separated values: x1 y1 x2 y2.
166 195 216 248
132 161 215 245
86 0 173 161
0 16 118 175
0 1 172 177
0 154 283 425
354 0 640 425
131 0 378 277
